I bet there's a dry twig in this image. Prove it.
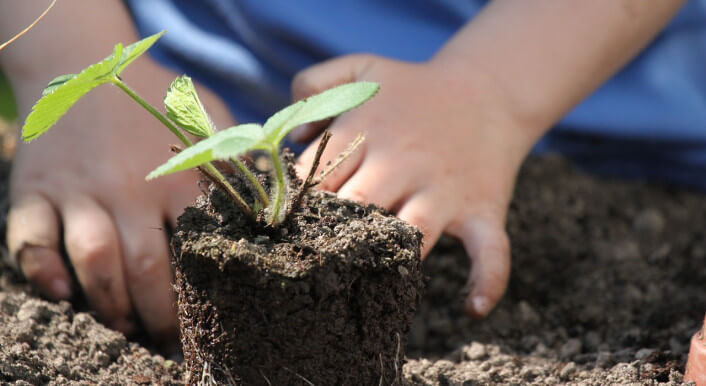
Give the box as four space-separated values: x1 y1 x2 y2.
0 0 56 52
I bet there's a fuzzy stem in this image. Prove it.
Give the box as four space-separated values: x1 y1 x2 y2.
231 157 269 207
113 78 193 147
197 165 254 219
268 146 286 225
113 78 254 218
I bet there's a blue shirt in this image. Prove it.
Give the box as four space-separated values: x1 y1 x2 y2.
125 0 706 190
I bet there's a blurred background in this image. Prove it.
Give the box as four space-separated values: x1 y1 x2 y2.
0 66 18 156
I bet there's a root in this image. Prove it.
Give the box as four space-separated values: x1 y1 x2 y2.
394 332 402 385
380 332 403 386
259 370 273 386
185 333 237 386
282 367 315 386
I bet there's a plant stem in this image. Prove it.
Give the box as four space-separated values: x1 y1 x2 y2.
113 78 254 218
231 157 269 207
289 131 331 217
112 78 193 147
197 166 254 219
268 146 286 225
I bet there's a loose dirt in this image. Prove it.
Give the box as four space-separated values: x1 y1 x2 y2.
0 155 703 385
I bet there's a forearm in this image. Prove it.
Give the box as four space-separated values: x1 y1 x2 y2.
0 1 234 129
0 2 143 99
432 0 685 141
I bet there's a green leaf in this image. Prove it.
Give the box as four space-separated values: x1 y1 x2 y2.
146 123 265 180
42 74 77 96
22 44 123 142
0 67 18 122
263 81 379 145
115 30 165 75
164 75 215 138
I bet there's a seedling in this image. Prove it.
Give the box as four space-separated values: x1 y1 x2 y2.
22 31 378 225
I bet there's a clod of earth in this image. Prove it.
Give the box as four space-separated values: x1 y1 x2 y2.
172 155 424 385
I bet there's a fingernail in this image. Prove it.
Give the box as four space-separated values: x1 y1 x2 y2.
49 278 72 299
472 296 491 316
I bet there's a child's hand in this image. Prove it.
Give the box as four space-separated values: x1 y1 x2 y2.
290 0 685 316
292 55 541 317
2 1 235 349
7 70 234 348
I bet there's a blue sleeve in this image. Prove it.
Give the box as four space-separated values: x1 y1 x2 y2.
125 0 706 190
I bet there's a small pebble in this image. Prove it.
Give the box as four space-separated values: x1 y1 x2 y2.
16 300 50 322
464 342 487 361
559 362 577 380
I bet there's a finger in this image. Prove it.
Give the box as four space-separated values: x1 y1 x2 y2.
62 197 134 333
114 208 178 346
291 54 375 102
396 192 448 258
337 158 412 210
448 217 511 319
7 193 72 299
295 130 366 192
289 121 330 144
289 54 376 143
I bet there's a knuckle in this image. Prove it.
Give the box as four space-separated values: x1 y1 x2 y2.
69 236 114 269
124 252 165 285
347 53 376 64
406 213 433 240
292 71 315 97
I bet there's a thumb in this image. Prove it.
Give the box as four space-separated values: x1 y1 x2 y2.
289 54 376 142
449 216 511 319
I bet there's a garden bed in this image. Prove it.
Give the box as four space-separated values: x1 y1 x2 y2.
0 154 703 385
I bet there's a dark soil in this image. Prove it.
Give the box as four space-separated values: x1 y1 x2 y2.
172 182 423 385
0 154 703 385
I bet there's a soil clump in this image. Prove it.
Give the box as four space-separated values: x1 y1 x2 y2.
172 181 424 385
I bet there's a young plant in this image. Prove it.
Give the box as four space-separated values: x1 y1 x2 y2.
22 31 378 226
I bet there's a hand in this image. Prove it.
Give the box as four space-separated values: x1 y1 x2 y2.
292 55 540 317
6 59 234 349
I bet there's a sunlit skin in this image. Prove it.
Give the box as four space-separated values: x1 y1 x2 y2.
0 0 684 348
